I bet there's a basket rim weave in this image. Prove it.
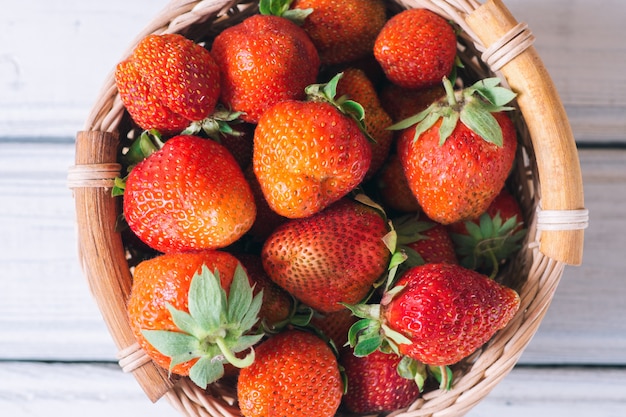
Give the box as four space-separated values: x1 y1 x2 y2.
70 1 587 416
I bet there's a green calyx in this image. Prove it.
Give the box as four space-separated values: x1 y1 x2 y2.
112 129 165 197
392 213 440 269
388 77 517 147
182 105 245 140
451 211 527 279
258 0 312 25
305 73 376 143
141 263 264 389
397 357 453 392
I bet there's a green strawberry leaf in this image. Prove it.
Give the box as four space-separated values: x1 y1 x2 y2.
166 305 200 336
189 356 225 390
141 330 200 360
429 365 454 390
460 98 503 146
469 77 517 107
397 356 428 392
188 266 225 331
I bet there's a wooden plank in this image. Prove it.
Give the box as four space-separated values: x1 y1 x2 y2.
1 0 625 142
0 362 625 417
1 143 624 365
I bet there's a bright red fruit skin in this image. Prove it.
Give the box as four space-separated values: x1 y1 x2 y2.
382 263 520 365
397 112 517 225
123 135 256 253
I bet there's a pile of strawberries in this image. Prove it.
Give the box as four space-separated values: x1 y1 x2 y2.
113 0 528 415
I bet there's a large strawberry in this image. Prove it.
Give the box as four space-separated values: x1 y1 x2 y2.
122 135 256 253
348 263 520 372
340 347 421 414
395 77 518 225
210 5 320 123
253 74 372 218
262 197 392 313
374 8 457 89
291 0 387 65
115 33 220 135
127 251 264 389
237 329 343 417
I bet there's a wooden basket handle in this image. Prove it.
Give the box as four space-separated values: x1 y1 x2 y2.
466 0 586 265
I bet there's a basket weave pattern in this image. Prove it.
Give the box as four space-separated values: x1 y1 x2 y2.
69 0 587 416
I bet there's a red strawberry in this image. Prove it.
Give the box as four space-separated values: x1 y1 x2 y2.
374 8 457 89
349 263 520 368
336 67 395 178
127 251 264 388
210 12 320 123
394 213 458 266
237 329 343 417
291 0 387 65
341 347 420 414
253 75 372 219
375 152 421 214
243 164 288 242
310 308 357 348
123 135 256 253
379 82 445 123
395 77 518 225
262 197 391 313
449 187 527 278
115 33 220 135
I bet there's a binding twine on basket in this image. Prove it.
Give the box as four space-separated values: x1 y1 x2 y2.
480 22 535 71
118 342 153 373
536 206 589 231
67 163 121 189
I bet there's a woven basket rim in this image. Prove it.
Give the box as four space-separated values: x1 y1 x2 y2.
70 1 586 416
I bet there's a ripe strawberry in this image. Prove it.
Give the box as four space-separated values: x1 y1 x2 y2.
123 135 256 253
349 263 520 367
115 33 220 135
340 347 420 414
379 82 445 123
253 75 372 219
394 213 458 266
374 8 457 89
236 253 293 328
336 67 394 178
237 329 343 417
310 308 357 348
449 188 527 278
127 251 264 388
262 197 391 313
243 164 288 242
395 77 518 225
291 0 387 65
375 153 421 214
210 12 320 123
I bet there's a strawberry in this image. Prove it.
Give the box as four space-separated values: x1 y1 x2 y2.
374 8 457 89
395 77 518 225
122 135 256 253
336 67 394 178
380 82 445 123
252 74 372 219
449 188 527 278
237 329 343 417
261 197 392 313
115 33 220 135
243 164 288 242
348 263 520 369
126 250 264 388
375 153 421 214
310 308 357 348
340 347 420 414
394 213 458 266
291 0 387 65
210 10 320 123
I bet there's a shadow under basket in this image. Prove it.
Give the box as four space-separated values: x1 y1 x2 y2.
68 0 588 416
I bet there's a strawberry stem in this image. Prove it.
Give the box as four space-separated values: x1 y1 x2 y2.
215 336 255 368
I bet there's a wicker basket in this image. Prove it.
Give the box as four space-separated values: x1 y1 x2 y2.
68 0 588 416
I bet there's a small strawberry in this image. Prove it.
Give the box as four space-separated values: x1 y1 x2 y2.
379 82 445 123
291 0 387 65
394 213 458 266
127 251 264 388
374 8 457 89
310 308 357 348
210 7 320 123
336 67 394 178
237 329 343 417
348 263 520 370
122 135 256 253
253 74 372 219
115 33 220 135
449 187 527 278
340 347 420 414
262 197 392 313
395 77 518 225
375 153 421 214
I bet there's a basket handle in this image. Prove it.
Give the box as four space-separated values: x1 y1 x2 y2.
466 0 586 265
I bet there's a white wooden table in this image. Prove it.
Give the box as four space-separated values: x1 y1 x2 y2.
2 1 625 416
